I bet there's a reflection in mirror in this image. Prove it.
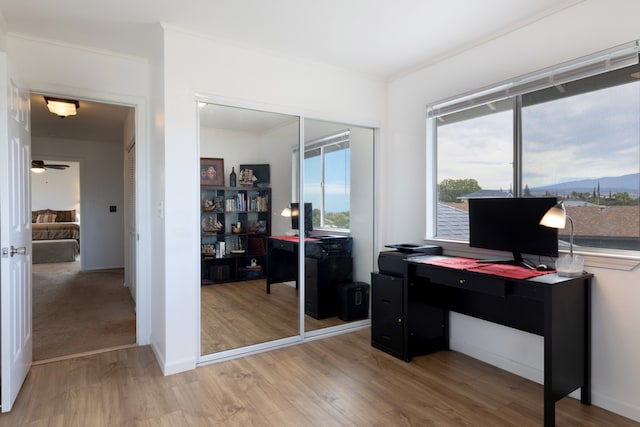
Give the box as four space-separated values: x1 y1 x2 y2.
199 102 300 356
300 119 375 332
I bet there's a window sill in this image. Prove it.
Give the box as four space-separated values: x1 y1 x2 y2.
312 228 350 236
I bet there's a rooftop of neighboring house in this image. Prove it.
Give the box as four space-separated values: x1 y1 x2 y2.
439 202 639 238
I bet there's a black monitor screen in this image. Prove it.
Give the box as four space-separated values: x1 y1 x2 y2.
468 197 558 265
291 203 313 235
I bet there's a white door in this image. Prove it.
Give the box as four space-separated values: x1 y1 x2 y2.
124 140 136 301
0 52 32 413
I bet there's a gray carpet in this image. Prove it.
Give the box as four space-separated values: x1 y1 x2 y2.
32 260 136 361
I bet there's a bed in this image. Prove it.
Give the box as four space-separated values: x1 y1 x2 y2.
32 209 80 263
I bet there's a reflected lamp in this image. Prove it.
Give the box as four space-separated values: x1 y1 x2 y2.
539 201 584 277
281 207 291 217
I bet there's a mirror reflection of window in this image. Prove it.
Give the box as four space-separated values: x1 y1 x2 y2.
302 119 375 333
304 131 351 231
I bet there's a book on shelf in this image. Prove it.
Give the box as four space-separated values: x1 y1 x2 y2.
249 194 269 212
215 241 225 258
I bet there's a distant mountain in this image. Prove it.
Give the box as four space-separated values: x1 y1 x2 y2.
531 173 639 196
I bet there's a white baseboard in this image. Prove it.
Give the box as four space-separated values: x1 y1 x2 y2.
150 342 196 376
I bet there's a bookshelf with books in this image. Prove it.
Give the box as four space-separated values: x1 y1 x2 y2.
200 186 271 284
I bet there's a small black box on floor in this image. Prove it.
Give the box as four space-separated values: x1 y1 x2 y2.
338 282 370 321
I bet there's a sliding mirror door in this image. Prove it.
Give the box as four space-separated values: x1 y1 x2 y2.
301 119 375 332
199 103 300 356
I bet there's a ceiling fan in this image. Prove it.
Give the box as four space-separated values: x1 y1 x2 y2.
31 160 70 173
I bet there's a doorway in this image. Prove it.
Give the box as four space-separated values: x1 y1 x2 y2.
30 93 137 361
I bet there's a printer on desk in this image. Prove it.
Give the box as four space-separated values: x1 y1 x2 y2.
378 244 442 277
371 243 442 360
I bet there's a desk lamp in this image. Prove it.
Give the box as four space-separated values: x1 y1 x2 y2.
281 207 292 217
539 201 584 277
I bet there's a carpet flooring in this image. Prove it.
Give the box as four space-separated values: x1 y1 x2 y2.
32 260 136 361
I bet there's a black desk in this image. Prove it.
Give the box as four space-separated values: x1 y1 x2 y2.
266 235 352 319
404 255 592 427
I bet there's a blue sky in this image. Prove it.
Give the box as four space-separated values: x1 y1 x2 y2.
304 149 350 213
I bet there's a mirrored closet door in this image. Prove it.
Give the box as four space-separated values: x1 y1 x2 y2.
199 103 300 356
199 105 376 358
300 119 375 333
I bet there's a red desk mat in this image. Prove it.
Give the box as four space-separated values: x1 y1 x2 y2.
422 257 554 280
271 235 320 242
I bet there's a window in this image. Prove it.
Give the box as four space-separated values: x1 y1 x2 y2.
303 131 350 230
428 41 640 253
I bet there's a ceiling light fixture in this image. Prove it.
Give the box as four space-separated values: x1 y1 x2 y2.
31 160 46 173
44 96 80 118
631 71 640 79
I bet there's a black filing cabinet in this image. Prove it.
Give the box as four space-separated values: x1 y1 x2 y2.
371 272 405 359
371 245 442 360
305 253 353 319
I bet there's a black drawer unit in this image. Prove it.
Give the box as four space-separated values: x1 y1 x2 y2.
371 272 404 359
305 254 353 319
371 244 442 360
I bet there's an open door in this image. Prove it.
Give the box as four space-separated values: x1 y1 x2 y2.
0 52 32 412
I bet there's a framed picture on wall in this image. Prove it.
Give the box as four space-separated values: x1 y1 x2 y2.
200 158 225 186
239 163 270 187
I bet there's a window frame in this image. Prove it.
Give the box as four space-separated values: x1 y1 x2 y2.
295 130 351 232
426 41 640 262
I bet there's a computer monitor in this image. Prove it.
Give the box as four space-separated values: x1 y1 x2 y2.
291 202 313 236
468 197 559 269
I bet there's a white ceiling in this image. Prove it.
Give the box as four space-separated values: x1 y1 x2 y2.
0 0 581 79
2 0 582 138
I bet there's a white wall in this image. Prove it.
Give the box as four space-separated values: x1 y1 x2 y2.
32 137 124 270
261 122 300 235
347 126 375 283
161 25 385 373
31 160 80 213
386 0 640 421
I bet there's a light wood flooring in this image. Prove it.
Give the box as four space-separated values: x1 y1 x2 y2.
1 329 637 426
201 280 347 355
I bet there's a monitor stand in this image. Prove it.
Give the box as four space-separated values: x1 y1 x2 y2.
476 252 536 270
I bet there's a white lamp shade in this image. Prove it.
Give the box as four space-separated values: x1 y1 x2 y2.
539 202 566 229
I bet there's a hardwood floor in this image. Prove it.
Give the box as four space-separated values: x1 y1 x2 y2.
201 280 346 355
2 329 637 426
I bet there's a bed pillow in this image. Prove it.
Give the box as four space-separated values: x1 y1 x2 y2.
35 214 57 223
53 209 76 222
32 209 76 222
32 210 48 223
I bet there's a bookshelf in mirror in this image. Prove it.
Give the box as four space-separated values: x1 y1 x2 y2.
200 186 271 284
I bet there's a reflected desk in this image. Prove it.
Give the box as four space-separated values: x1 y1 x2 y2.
266 235 352 319
404 256 592 427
